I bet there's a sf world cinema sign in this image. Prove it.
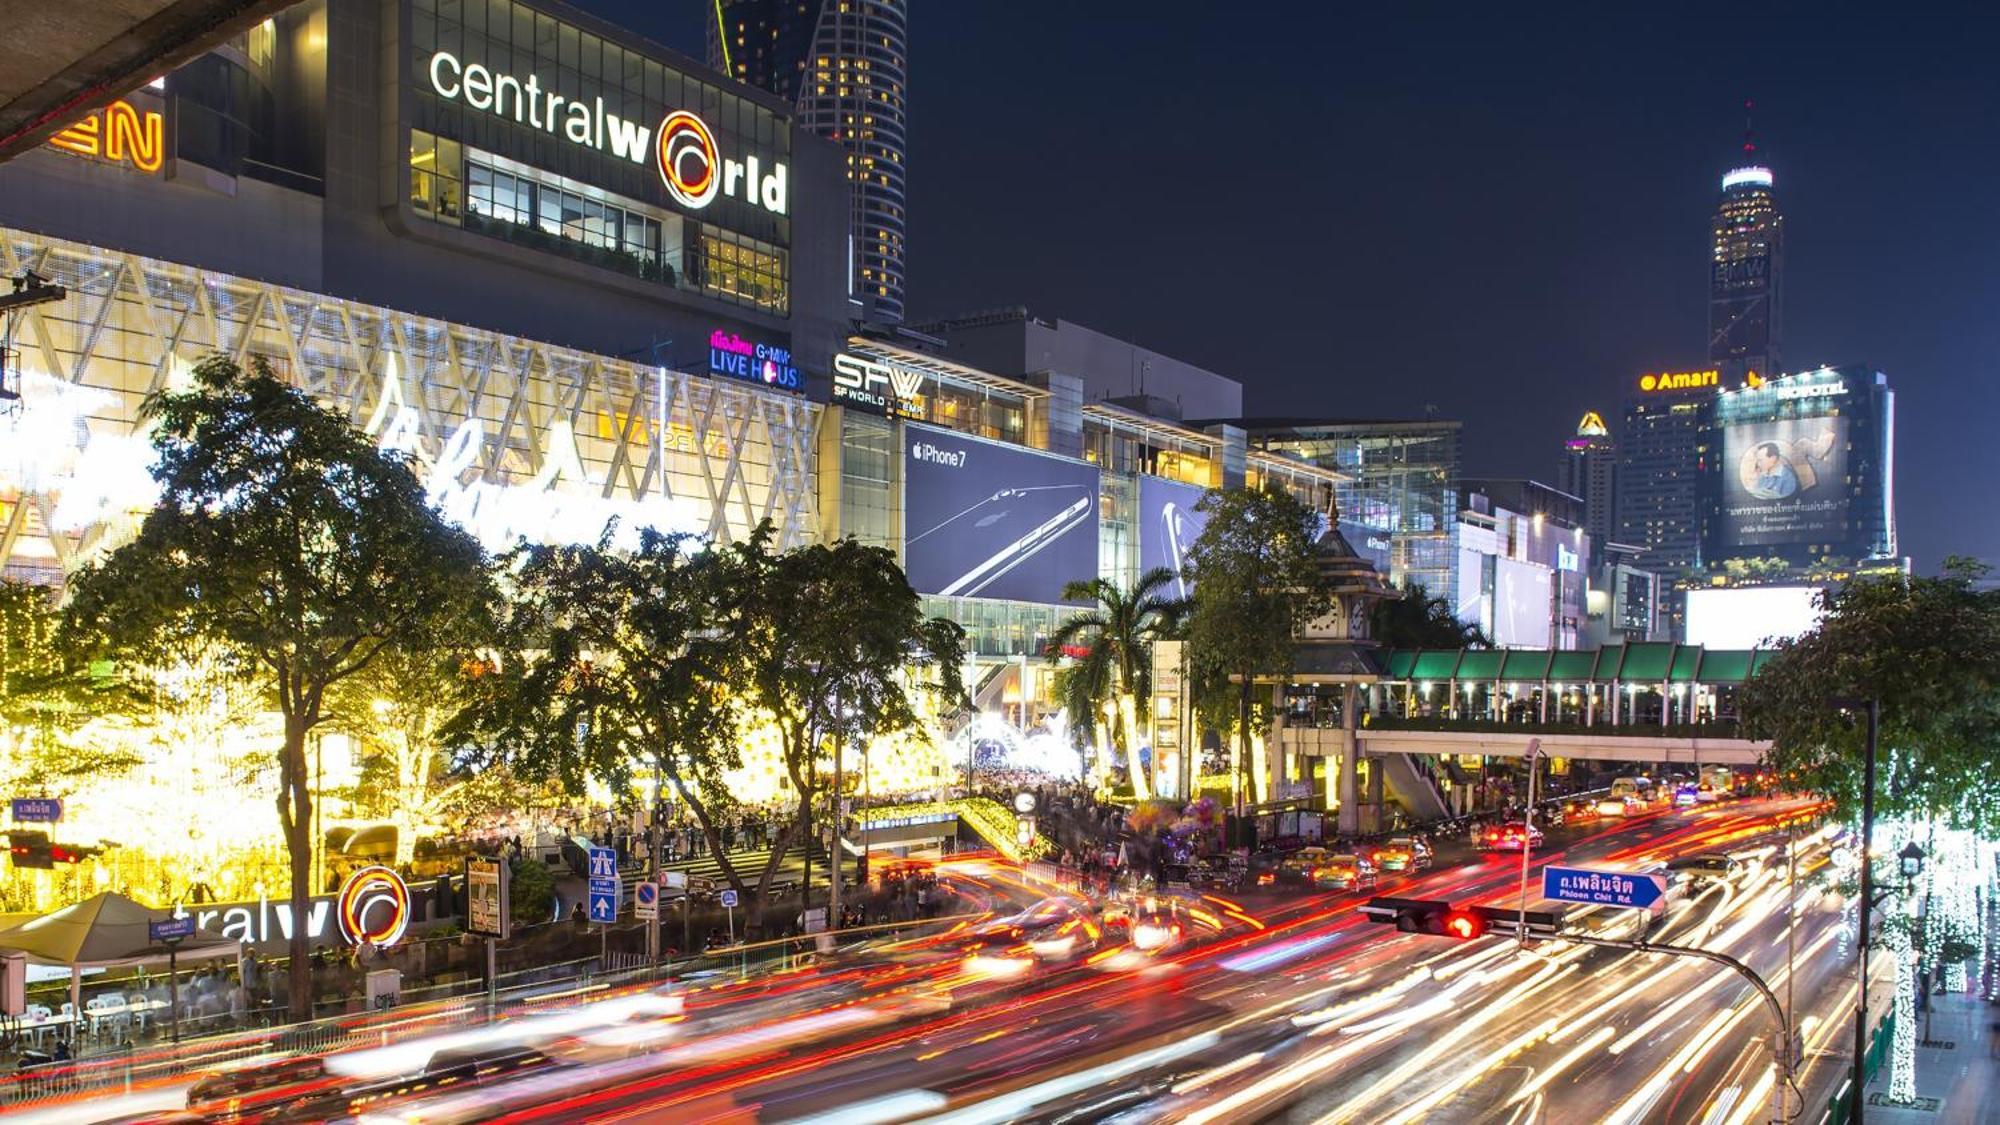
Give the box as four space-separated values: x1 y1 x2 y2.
426 51 788 216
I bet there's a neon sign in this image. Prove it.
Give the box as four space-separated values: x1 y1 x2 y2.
426 50 787 216
831 353 925 417
47 100 163 173
1638 370 1718 393
708 330 802 392
337 865 412 946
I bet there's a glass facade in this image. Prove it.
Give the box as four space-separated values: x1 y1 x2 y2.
1616 392 1710 573
838 411 897 550
1245 421 1460 595
406 0 793 314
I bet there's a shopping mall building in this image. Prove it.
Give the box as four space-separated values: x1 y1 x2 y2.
0 0 1349 857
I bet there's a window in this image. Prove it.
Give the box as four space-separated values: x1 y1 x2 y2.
409 130 462 224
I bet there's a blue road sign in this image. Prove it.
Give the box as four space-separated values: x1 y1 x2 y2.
11 798 61 823
149 916 197 943
587 846 618 880
588 878 619 923
719 889 739 909
1542 865 1667 910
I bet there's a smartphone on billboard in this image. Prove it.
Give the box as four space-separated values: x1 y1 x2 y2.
907 484 1093 598
1160 501 1191 598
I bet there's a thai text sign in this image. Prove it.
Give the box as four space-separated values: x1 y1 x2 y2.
1542 865 1666 909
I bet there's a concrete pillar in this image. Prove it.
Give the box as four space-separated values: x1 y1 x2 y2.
1267 682 1288 799
1366 753 1386 833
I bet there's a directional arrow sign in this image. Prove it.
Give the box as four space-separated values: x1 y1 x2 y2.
588 889 617 924
1542 865 1667 910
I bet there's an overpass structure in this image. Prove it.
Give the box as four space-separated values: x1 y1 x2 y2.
1265 642 1779 833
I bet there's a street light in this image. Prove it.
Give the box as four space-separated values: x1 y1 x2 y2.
1897 842 1926 884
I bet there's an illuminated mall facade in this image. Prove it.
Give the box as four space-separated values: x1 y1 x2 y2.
0 0 1341 908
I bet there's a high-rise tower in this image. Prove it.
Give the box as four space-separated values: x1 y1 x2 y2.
1558 411 1617 554
1708 104 1783 385
710 0 909 323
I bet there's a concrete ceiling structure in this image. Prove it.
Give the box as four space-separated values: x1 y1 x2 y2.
0 0 297 163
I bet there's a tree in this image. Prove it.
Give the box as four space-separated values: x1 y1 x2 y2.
1370 581 1488 650
60 355 494 1019
1182 486 1332 813
727 527 966 919
0 581 146 793
1052 649 1114 786
444 530 752 902
1046 568 1187 798
1738 558 2000 835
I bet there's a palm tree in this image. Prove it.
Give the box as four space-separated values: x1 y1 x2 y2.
1047 567 1187 799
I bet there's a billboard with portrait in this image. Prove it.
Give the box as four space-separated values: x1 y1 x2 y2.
1720 417 1850 547
1137 476 1210 599
903 424 1100 604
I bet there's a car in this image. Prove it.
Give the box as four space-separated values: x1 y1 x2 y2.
1128 908 1186 954
1666 853 1741 881
1480 824 1544 852
1673 784 1701 808
186 1056 328 1109
1309 854 1378 891
1562 799 1599 823
1371 837 1433 872
1187 855 1244 892
1596 796 1636 817
1279 847 1335 885
964 897 1101 964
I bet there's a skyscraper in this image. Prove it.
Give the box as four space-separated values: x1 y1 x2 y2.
710 0 909 323
1558 411 1616 555
1708 108 1783 385
1615 369 1717 574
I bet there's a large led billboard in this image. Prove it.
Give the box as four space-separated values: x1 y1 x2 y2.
903 425 1100 604
1137 476 1209 599
1719 416 1849 547
1493 558 1553 649
1685 586 1824 649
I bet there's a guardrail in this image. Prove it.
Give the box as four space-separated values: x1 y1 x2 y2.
0 912 983 1111
1365 716 1746 738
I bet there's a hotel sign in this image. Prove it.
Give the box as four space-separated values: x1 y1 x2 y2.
427 50 788 216
1638 369 1718 393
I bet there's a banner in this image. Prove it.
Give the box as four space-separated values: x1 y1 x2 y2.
1137 476 1209 598
1719 417 1849 547
903 425 1099 604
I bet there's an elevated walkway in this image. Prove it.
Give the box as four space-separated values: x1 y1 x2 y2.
1356 726 1768 765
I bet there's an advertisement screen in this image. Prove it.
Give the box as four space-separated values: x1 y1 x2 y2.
1684 586 1824 649
1720 416 1849 547
903 425 1100 604
1493 558 1553 649
1137 476 1209 599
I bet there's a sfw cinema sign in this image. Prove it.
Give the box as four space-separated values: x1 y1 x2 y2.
832 353 926 418
426 51 787 216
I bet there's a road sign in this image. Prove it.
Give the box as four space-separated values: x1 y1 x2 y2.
10 799 60 823
634 881 658 921
718 888 738 909
588 879 618 924
148 916 196 943
662 870 687 891
1542 865 1667 910
587 846 617 880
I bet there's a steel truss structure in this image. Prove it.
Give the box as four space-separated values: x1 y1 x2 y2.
0 227 822 581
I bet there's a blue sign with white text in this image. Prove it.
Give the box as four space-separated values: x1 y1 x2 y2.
587 845 620 923
149 916 197 943
1542 865 1666 909
10 799 61 823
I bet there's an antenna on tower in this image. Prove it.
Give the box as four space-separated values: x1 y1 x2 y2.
1742 98 1757 155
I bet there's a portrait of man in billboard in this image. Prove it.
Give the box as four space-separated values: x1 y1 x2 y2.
1743 440 1800 499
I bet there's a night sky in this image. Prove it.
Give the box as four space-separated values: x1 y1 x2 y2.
576 1 2000 575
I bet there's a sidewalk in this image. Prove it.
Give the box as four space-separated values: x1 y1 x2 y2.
1860 992 1999 1125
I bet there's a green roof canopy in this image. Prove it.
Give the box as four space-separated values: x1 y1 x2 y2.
1500 650 1553 681
1409 650 1464 680
1546 650 1599 683
1613 642 1676 682
1669 645 1704 682
1697 650 1753 683
1384 651 1417 678
1455 650 1504 680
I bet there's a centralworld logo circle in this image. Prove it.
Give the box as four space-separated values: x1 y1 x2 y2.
657 110 719 210
337 865 411 946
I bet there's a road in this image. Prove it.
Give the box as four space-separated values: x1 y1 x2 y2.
77 794 1855 1124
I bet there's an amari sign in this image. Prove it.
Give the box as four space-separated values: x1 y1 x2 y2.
426 50 788 217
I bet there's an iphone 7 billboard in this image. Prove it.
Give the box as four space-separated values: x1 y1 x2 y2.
902 425 1100 604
